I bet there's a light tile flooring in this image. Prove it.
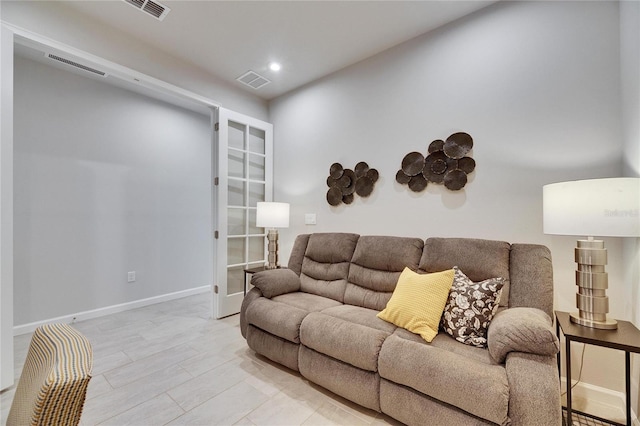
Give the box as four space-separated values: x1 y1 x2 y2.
0 293 402 426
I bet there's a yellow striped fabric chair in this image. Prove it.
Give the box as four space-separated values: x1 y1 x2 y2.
7 323 93 426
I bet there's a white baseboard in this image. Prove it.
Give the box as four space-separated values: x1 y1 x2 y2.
13 285 211 336
561 378 639 424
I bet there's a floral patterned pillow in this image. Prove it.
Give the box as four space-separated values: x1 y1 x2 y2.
440 266 505 348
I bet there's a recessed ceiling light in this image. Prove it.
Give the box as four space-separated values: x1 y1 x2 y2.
269 62 281 72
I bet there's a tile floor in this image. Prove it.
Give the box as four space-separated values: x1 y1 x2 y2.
0 293 402 426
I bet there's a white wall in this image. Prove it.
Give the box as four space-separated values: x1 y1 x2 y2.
13 55 212 325
270 0 628 396
0 22 15 390
0 0 268 121
620 0 640 417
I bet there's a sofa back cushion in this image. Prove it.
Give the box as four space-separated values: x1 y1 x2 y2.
288 234 311 276
419 238 512 307
300 233 360 302
509 244 554 318
345 236 424 310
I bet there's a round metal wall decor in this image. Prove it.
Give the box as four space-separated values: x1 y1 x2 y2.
396 132 475 192
326 162 379 206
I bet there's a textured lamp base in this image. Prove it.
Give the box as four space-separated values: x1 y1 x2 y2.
265 229 279 270
571 239 617 330
569 312 617 330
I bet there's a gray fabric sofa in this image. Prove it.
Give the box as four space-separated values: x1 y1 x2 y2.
240 233 561 426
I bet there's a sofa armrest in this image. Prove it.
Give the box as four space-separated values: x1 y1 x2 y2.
251 269 301 298
487 307 559 364
505 352 562 425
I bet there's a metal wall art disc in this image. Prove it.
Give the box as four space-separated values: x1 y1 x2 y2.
396 170 411 184
326 161 379 206
354 161 369 178
444 169 468 191
408 175 428 192
397 132 475 192
355 176 374 197
443 132 473 159
327 187 343 206
330 163 344 179
401 152 425 176
458 157 476 174
428 139 444 153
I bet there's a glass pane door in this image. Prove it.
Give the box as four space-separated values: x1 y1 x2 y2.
214 108 272 318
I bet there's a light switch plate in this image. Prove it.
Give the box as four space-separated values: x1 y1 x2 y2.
305 213 317 225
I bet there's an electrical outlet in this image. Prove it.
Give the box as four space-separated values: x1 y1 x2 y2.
127 271 136 283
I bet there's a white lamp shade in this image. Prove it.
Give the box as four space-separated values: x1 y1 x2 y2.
256 202 290 228
543 177 640 237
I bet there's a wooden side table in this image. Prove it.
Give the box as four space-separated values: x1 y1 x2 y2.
555 311 640 426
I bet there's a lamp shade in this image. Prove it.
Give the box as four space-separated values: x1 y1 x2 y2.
543 178 640 237
256 202 290 228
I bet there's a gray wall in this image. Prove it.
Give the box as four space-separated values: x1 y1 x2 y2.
269 0 630 398
620 0 640 416
13 55 212 325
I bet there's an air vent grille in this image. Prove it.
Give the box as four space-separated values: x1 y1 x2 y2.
46 54 108 77
123 0 170 21
236 71 271 90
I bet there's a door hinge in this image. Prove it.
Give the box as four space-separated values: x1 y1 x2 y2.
214 122 219 131
214 231 219 239
214 177 219 186
214 285 219 294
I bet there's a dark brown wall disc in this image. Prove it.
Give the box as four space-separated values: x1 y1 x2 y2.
355 176 374 197
408 174 428 192
444 169 468 191
443 132 473 159
354 162 369 178
401 152 425 176
458 157 476 174
342 193 355 204
396 170 411 184
428 139 444 153
330 163 344 179
327 187 343 206
367 168 379 183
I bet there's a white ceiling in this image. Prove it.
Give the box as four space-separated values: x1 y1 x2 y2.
60 0 497 101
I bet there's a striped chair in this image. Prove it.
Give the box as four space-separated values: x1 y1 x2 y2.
7 323 93 426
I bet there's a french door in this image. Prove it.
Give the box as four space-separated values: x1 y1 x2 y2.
214 108 273 318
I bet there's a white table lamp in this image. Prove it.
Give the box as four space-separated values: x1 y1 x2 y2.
256 202 290 269
543 177 640 329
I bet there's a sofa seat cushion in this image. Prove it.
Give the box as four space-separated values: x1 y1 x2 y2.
300 306 394 372
272 292 342 312
245 292 341 344
320 305 397 334
378 329 509 425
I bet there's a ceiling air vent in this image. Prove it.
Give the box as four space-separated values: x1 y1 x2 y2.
46 53 108 78
123 0 170 21
236 71 271 90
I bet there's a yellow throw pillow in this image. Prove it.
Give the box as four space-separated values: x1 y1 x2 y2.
377 267 455 342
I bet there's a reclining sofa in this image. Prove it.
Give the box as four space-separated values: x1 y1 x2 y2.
240 233 561 425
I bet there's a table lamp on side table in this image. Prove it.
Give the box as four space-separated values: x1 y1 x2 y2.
256 202 290 270
543 177 640 330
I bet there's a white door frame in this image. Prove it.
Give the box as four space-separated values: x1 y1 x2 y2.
0 22 223 391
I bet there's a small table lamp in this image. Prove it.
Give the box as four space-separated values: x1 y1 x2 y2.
543 177 640 329
256 202 290 269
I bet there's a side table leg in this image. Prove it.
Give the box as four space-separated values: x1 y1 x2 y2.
556 319 561 384
566 337 572 425
625 351 631 426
